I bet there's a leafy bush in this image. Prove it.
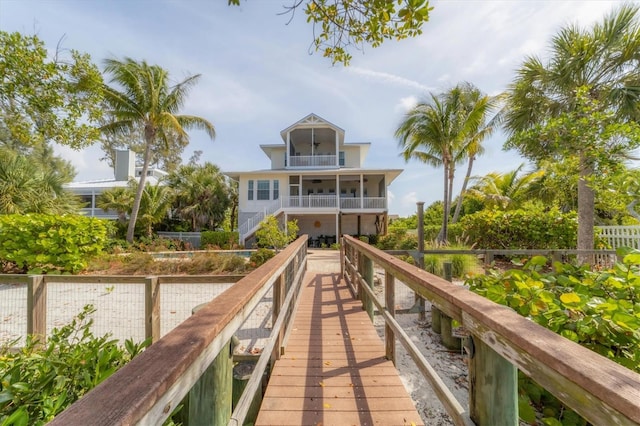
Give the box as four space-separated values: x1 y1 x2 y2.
0 214 111 274
466 249 640 424
255 216 298 250
375 229 418 250
0 306 149 424
249 248 275 267
459 207 577 249
201 231 239 250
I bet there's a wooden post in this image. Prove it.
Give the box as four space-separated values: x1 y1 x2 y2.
385 273 396 364
363 256 374 320
183 304 238 426
272 273 286 361
357 250 364 302
440 313 461 350
186 339 235 425
469 336 518 426
484 251 494 273
416 202 426 321
432 307 441 334
145 277 160 342
27 275 46 342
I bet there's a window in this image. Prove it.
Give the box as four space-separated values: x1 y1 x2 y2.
339 151 345 166
273 180 279 200
257 180 270 200
248 180 254 200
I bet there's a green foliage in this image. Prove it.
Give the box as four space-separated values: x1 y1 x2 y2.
375 228 418 250
459 207 577 249
101 57 216 243
467 249 640 423
255 215 299 250
249 248 275 267
201 231 239 250
0 214 111 273
167 163 232 231
0 31 103 150
0 148 82 215
0 305 150 424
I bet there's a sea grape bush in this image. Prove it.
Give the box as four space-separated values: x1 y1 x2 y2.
0 214 111 273
466 249 640 424
0 306 150 425
459 208 577 249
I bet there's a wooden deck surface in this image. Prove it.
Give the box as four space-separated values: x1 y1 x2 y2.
255 263 424 426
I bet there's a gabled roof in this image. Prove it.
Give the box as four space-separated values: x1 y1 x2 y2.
279 113 345 144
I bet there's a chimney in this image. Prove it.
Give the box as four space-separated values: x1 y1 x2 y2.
114 150 135 181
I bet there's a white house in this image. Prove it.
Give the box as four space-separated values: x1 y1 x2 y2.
65 150 167 219
225 114 403 247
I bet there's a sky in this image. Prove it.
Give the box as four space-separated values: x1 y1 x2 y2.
0 0 630 217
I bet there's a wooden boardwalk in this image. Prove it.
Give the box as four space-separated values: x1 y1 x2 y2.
255 254 424 426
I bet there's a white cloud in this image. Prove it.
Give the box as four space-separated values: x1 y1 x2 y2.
395 96 419 113
347 66 434 93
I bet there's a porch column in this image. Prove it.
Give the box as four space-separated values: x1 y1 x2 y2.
335 130 339 167
286 132 290 168
335 213 339 242
336 176 340 209
360 174 364 209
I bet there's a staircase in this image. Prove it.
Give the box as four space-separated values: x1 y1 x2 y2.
239 200 284 246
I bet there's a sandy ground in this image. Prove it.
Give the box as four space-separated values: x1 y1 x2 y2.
1 249 467 425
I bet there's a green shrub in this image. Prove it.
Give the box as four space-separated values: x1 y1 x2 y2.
459 207 577 249
423 254 442 276
0 305 149 424
0 214 111 274
467 249 640 424
249 248 275 267
201 231 239 249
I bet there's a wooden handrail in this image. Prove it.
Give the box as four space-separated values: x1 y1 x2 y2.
342 235 640 426
49 236 308 426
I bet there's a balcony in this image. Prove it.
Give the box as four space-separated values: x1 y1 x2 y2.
288 154 337 168
280 195 386 210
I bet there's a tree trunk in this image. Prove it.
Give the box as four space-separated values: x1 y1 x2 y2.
438 162 449 244
452 155 475 224
126 142 152 243
577 154 595 264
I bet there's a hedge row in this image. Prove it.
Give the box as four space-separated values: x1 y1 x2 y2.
0 214 111 273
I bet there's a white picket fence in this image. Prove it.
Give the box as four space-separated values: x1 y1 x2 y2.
597 225 640 250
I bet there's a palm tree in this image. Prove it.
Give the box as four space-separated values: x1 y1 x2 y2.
96 186 133 224
469 164 545 210
0 148 81 214
137 184 174 237
167 162 231 231
101 58 216 243
504 5 640 252
396 83 496 242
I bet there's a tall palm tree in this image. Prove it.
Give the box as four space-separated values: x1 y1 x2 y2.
396 83 495 242
504 5 640 252
101 58 216 242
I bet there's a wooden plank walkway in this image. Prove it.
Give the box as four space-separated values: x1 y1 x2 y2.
255 253 424 426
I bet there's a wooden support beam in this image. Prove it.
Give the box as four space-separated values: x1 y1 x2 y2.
145 276 160 342
385 273 396 365
468 336 518 426
363 256 374 320
27 275 46 342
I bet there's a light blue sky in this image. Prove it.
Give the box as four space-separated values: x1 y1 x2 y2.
0 0 626 217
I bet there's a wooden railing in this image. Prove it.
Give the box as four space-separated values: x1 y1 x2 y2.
341 235 640 426
49 236 308 426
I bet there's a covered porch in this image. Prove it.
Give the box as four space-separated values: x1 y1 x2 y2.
284 212 387 247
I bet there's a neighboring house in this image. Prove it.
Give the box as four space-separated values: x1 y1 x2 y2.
65 150 167 219
225 113 403 247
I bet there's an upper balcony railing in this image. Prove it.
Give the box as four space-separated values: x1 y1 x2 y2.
281 195 386 209
288 154 336 168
